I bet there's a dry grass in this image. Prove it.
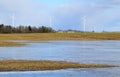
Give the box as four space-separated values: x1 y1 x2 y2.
0 41 25 47
0 60 116 71
1 32 120 46
0 32 120 41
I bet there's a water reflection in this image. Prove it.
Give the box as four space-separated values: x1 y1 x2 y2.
0 40 120 77
0 68 120 77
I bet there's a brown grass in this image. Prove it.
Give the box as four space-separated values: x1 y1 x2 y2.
0 32 120 41
0 41 25 47
0 60 116 71
1 32 120 46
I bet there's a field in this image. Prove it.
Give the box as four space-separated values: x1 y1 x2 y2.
0 60 116 71
0 41 25 47
0 32 120 46
1 32 120 40
0 32 118 71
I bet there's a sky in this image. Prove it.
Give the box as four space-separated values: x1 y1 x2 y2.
0 0 120 32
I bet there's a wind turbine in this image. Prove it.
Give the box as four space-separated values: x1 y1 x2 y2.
83 16 87 32
49 16 52 28
0 19 2 24
11 13 15 26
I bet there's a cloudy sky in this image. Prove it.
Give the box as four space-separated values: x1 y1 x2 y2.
0 0 120 32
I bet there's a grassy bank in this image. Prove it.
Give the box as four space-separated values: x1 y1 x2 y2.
0 41 25 47
0 32 120 41
0 60 116 71
1 32 120 46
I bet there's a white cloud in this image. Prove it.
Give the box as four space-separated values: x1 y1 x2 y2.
53 0 120 31
0 0 50 26
0 0 120 31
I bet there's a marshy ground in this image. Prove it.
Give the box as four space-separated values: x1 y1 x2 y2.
0 60 116 71
0 32 118 72
0 41 25 47
1 32 120 46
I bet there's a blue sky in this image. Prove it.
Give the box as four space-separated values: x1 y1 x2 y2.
0 0 120 32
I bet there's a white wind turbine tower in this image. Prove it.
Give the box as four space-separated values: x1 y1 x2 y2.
0 19 2 24
11 13 15 26
49 16 52 28
0 17 2 24
83 16 87 32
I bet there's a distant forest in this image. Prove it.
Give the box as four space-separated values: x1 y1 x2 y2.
0 24 55 33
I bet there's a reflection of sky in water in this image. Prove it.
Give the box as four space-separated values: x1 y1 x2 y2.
0 68 120 77
0 40 120 64
0 40 120 77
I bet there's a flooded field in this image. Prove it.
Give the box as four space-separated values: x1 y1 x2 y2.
0 40 120 77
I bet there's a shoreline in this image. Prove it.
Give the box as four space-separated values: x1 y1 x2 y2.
0 41 26 47
0 32 120 46
0 60 117 72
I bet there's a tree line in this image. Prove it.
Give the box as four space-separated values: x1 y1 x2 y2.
0 24 55 33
